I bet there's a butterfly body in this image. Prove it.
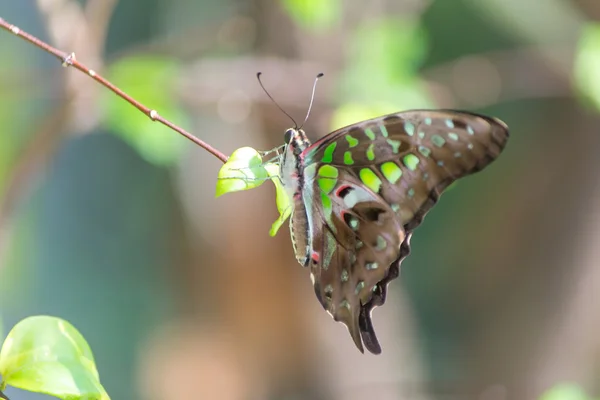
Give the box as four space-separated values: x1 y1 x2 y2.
277 110 509 354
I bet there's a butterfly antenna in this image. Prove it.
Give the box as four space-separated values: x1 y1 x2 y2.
299 72 324 129
257 72 298 128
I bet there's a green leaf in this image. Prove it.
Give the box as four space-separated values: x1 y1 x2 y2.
103 55 189 166
539 383 590 400
265 164 292 236
574 23 600 112
0 316 109 400
280 0 340 31
215 147 270 197
215 148 291 235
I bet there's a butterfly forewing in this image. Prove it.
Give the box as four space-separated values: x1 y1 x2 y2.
297 110 509 354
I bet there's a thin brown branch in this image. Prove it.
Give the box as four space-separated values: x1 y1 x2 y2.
0 16 228 164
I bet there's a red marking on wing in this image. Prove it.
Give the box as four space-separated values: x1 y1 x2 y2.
340 210 348 220
300 139 327 160
311 252 320 263
335 184 352 197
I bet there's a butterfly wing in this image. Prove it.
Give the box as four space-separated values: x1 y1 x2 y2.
300 110 509 353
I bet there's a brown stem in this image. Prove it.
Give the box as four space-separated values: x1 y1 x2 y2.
0 16 228 164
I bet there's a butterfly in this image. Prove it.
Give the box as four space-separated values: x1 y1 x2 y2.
273 105 509 354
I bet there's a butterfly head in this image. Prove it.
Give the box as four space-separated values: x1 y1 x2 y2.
279 127 312 192
283 128 311 156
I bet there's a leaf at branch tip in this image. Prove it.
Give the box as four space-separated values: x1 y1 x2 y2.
0 316 109 400
264 164 292 236
215 147 270 197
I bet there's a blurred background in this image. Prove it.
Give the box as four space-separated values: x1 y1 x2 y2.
1 0 600 399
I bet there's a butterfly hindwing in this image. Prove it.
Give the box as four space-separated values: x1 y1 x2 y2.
299 110 509 353
303 171 405 354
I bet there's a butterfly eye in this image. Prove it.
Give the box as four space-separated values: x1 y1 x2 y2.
283 129 294 143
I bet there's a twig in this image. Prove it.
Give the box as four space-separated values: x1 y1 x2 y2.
0 387 9 400
0 16 228 164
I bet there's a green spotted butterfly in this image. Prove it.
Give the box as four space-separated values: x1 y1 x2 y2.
275 107 509 354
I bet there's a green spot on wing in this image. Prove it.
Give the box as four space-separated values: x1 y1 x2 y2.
359 168 382 193
344 151 354 165
355 281 365 294
380 162 402 184
345 135 359 147
431 134 446 147
341 269 349 282
322 142 337 163
379 124 389 137
318 165 338 193
376 236 387 250
323 231 336 270
403 154 420 171
321 191 333 214
404 121 415 136
418 145 431 157
318 164 339 178
318 179 336 194
366 262 378 270
424 117 432 125
386 139 401 153
366 143 375 161
364 128 376 140
448 132 459 141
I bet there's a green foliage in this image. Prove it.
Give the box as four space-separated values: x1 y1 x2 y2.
215 147 270 196
215 147 291 236
334 18 433 129
538 383 595 400
103 55 189 166
280 0 341 31
330 103 401 133
0 38 43 196
574 23 600 112
0 316 109 400
264 163 292 236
